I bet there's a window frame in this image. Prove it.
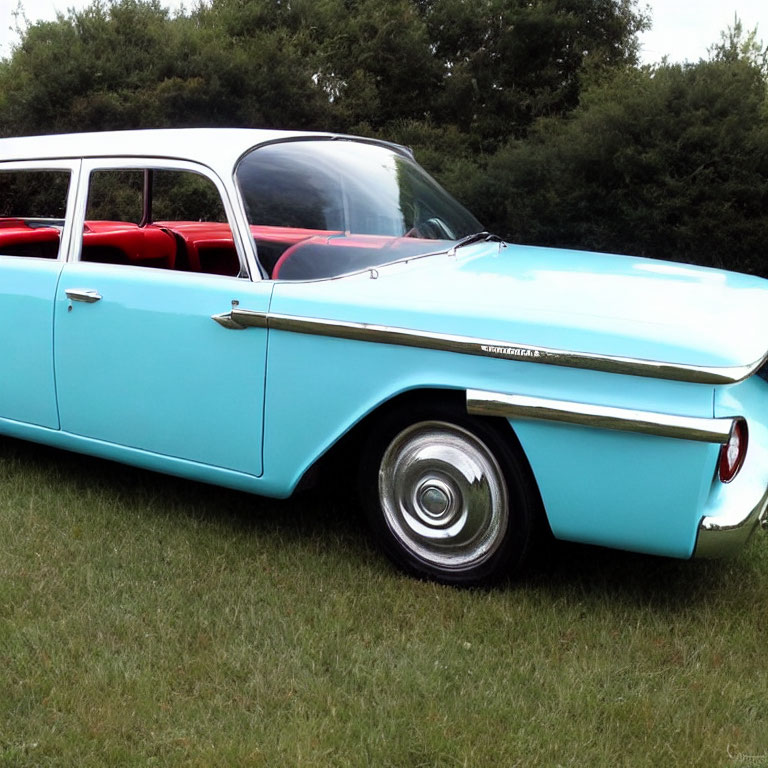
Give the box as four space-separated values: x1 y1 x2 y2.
72 157 255 280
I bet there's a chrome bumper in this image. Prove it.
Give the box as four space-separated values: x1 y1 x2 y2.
693 485 768 558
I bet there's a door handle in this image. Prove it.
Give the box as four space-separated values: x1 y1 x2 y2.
66 288 102 303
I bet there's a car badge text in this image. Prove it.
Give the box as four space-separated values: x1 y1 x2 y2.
481 344 542 358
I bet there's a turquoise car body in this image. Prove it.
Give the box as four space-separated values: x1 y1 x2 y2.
0 128 766 567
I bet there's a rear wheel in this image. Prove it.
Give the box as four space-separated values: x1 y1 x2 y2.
360 408 536 585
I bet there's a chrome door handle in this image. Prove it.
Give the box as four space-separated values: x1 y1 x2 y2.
66 288 102 303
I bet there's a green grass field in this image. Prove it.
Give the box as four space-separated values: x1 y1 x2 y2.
1 435 767 767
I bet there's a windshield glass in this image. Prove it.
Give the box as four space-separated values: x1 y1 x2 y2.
236 139 483 280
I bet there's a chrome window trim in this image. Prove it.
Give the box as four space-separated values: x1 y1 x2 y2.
230 165 267 280
221 308 764 385
232 133 414 174
72 157 253 279
466 389 736 444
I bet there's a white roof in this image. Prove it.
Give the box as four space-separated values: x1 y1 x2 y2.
0 127 338 171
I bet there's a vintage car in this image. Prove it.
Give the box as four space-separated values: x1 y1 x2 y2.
0 128 766 585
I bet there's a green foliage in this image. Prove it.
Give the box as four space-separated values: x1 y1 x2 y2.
469 58 768 274
0 0 645 140
415 0 648 144
709 14 768 77
0 169 69 219
0 0 333 133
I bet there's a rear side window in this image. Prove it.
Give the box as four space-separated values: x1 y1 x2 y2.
85 169 227 224
0 169 70 260
82 167 240 277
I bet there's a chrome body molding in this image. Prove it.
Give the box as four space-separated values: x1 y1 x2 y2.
466 389 737 444
212 308 765 385
693 485 768 558
231 308 269 328
211 311 246 330
213 308 268 330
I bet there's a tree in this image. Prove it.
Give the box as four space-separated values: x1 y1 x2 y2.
414 0 647 146
709 14 768 77
465 58 768 275
0 0 647 144
0 0 332 135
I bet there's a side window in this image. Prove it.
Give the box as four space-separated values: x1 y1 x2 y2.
82 168 240 277
85 170 143 224
0 169 70 260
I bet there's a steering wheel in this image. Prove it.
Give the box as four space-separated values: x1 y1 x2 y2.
403 217 455 240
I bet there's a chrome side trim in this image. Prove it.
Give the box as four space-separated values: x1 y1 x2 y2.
693 485 768 558
230 308 269 328
213 309 268 330
267 313 761 384
212 312 247 330
215 308 765 384
466 389 737 444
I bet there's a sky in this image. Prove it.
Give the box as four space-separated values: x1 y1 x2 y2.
637 0 768 63
1 0 768 63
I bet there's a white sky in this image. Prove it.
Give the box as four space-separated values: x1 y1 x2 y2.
637 0 768 63
2 0 767 63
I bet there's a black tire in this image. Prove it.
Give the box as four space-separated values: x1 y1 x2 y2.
359 403 537 586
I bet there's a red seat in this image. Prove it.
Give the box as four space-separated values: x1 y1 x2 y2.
0 218 60 259
155 221 240 275
82 222 176 269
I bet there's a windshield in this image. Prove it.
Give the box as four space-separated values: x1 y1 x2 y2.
236 139 483 280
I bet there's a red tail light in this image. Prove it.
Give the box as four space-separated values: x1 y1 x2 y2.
718 418 748 483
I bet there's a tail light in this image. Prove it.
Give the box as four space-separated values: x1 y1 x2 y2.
718 418 748 483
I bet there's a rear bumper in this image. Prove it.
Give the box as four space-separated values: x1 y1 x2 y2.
693 484 768 558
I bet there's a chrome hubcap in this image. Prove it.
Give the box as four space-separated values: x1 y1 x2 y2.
416 480 453 521
379 421 508 571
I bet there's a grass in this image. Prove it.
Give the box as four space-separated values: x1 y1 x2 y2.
1 436 768 767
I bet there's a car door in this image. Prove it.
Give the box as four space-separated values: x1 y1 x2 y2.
0 160 80 429
54 158 270 476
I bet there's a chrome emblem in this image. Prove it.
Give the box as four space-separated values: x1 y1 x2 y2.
480 344 542 359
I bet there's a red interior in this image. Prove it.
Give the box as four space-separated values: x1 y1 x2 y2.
0 222 60 244
0 217 244 274
0 220 61 259
272 233 413 277
82 221 177 269
249 224 341 248
0 218 421 279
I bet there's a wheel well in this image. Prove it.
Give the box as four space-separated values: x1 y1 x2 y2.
295 387 545 517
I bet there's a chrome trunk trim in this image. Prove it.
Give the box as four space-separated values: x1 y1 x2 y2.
466 389 737 444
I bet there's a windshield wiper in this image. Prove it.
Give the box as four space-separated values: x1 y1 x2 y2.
447 231 503 256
